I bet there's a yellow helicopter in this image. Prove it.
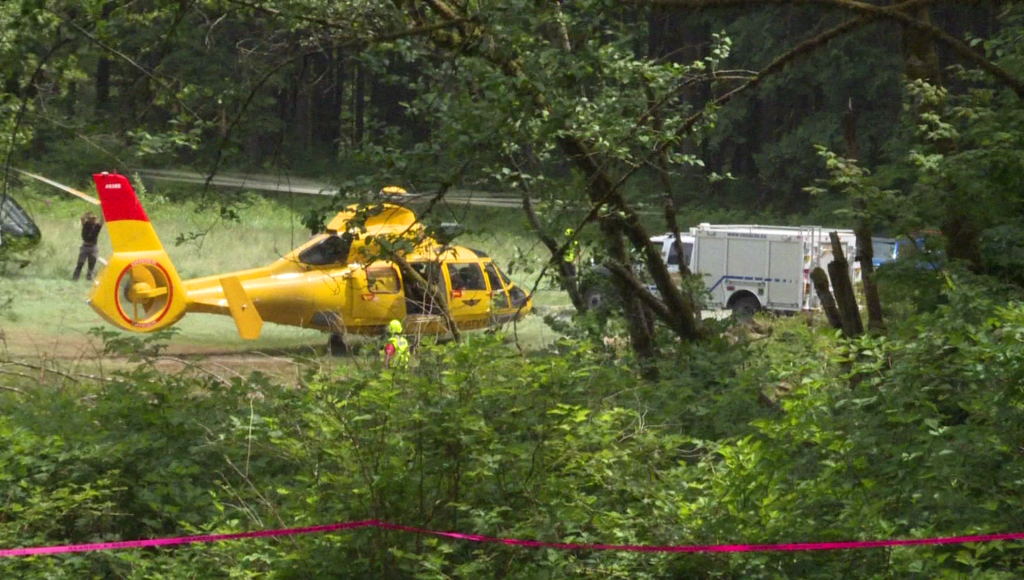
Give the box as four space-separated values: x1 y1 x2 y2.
86 172 532 351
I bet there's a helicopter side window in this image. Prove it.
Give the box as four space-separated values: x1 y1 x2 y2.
491 263 527 307
446 263 486 291
410 261 440 283
367 266 400 294
298 233 353 266
496 266 512 287
484 263 504 292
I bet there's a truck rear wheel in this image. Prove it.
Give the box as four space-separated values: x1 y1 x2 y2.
730 295 760 321
583 286 610 312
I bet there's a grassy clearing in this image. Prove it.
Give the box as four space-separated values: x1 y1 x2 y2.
4 183 568 361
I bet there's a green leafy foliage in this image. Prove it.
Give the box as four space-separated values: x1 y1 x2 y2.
805 145 900 227
87 327 180 362
2 297 1023 577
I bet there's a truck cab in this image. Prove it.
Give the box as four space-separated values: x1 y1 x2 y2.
649 233 694 278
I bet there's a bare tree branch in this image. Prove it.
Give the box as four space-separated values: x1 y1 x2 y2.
2 360 127 385
604 262 674 322
504 159 587 312
0 373 28 392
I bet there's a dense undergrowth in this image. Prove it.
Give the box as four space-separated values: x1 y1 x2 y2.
1 274 1023 578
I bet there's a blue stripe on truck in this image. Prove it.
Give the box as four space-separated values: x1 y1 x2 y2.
707 276 792 293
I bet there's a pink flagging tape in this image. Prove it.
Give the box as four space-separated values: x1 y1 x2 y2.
0 522 376 558
2 520 1023 558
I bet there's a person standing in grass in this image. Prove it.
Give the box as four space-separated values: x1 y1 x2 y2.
73 211 103 281
382 319 410 370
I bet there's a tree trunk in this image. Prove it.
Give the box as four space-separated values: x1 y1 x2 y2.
602 217 658 374
372 58 428 142
942 211 983 270
810 267 843 330
900 4 982 271
308 46 343 155
557 135 699 341
827 232 863 338
94 2 117 114
854 224 885 332
354 61 366 147
644 83 691 280
843 102 884 332
901 5 942 85
95 57 111 114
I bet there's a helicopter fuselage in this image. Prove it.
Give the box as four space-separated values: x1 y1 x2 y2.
86 172 531 340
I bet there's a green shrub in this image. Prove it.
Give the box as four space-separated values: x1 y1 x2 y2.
1 298 1023 578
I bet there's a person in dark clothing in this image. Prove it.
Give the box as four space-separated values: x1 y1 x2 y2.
73 212 103 281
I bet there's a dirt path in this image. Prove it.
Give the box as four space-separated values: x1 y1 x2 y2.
2 324 335 384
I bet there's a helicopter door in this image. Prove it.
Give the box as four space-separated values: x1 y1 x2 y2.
485 262 527 324
444 262 490 330
357 265 405 325
484 261 512 323
405 262 444 315
484 262 510 309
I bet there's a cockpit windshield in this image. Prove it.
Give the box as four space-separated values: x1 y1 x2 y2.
298 233 354 266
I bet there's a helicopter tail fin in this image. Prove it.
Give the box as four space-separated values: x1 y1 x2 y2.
87 172 187 332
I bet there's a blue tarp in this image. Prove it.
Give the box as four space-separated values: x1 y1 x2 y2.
0 194 41 249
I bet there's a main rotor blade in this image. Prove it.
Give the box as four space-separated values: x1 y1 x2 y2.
14 169 100 205
136 169 525 208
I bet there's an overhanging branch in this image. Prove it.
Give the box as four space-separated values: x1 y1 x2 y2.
614 13 874 192
603 262 674 324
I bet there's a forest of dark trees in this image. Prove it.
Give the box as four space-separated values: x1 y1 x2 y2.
0 2 1009 212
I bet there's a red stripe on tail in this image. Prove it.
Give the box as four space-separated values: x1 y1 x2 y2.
93 173 149 222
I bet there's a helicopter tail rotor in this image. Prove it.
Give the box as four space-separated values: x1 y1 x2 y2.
87 172 187 332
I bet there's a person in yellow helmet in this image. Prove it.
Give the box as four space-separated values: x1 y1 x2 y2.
563 228 580 278
382 319 410 369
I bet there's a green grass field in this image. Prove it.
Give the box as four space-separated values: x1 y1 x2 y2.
2 185 569 362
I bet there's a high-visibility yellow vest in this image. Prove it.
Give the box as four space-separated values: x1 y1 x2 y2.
564 229 578 262
385 335 410 369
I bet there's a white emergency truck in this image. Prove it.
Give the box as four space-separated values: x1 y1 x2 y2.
684 224 857 316
583 224 881 318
